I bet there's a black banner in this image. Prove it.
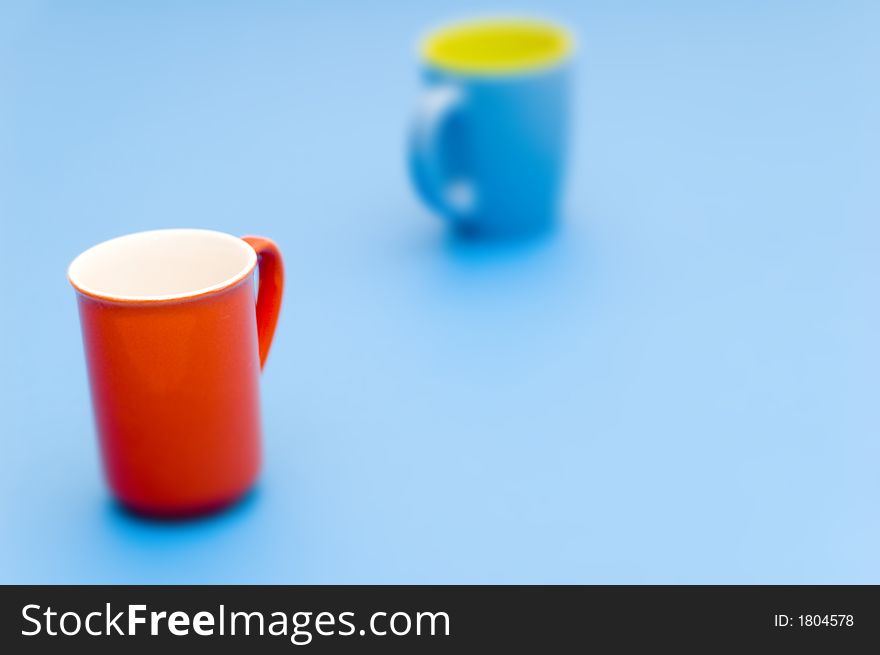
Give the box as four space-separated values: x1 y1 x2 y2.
1 586 877 652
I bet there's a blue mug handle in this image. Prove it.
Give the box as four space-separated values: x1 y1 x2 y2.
409 85 476 223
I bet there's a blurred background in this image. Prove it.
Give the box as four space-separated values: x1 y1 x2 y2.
1 0 878 583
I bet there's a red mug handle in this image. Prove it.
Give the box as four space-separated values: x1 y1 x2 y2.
242 236 284 370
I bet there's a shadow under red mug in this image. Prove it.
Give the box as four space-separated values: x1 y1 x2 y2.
68 229 284 517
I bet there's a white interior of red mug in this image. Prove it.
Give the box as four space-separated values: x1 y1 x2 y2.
68 228 257 302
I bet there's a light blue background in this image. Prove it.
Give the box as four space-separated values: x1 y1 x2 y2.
1 0 878 583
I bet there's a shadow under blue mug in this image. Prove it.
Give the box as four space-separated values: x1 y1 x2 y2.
409 18 573 237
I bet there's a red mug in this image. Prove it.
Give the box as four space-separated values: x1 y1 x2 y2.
68 229 284 517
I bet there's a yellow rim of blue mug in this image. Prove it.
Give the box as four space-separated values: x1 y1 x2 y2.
421 18 574 75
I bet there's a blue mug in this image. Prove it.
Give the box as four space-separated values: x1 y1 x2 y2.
409 19 573 237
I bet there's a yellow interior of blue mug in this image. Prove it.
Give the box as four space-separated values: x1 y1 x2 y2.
421 19 573 74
